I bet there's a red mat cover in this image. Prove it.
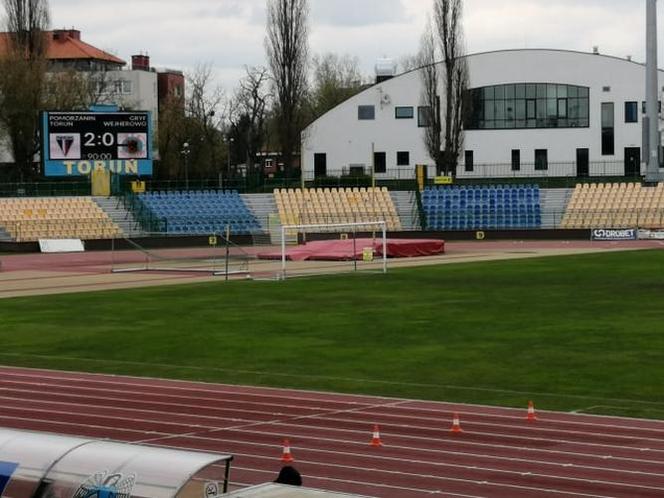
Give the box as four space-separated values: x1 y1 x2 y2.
258 238 445 261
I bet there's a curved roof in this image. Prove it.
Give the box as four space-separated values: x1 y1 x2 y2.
305 48 664 131
0 428 232 498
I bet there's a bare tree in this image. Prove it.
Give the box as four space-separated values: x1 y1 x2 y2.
184 63 226 180
434 0 468 176
265 0 309 177
0 0 50 180
228 66 270 177
3 0 49 57
308 53 364 121
398 53 421 73
419 18 444 175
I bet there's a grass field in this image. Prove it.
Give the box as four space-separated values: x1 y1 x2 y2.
1 250 663 419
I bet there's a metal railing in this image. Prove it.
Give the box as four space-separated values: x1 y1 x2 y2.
119 191 166 233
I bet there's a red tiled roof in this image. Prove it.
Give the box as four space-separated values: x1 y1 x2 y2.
0 30 125 66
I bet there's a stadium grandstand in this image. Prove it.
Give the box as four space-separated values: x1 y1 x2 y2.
0 196 121 242
1 180 664 245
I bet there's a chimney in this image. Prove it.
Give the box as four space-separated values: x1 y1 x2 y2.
53 29 80 42
132 54 150 71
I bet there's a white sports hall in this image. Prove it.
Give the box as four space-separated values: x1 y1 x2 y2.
302 49 664 180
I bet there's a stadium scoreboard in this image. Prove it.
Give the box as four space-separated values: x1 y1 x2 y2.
41 111 154 177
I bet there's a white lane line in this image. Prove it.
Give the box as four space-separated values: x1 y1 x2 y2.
0 379 379 413
3 383 664 454
6 396 664 473
2 380 663 442
3 363 664 412
3 388 664 461
180 449 628 498
2 368 662 433
3 410 661 494
5 394 664 472
0 414 653 497
179 444 664 494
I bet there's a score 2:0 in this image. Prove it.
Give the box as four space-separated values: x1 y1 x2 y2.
83 132 115 147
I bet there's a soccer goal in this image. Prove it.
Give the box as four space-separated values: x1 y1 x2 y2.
278 220 388 280
110 232 252 278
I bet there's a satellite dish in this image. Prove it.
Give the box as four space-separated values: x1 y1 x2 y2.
381 93 392 105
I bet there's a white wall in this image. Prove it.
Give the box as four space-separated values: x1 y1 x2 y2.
302 49 664 179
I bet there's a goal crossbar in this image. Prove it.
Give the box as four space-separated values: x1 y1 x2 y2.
280 220 388 278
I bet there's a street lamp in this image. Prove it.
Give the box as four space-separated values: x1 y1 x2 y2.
181 141 191 190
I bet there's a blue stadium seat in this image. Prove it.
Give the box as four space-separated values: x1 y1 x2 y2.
138 190 262 235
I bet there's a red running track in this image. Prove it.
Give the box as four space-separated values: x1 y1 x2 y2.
0 366 663 497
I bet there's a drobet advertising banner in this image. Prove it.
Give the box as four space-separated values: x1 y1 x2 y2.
591 229 638 241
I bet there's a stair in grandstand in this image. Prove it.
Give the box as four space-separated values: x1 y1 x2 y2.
93 196 144 237
540 188 573 229
241 193 281 244
390 190 421 230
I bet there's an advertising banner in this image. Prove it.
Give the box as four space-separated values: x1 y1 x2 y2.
591 228 637 241
41 111 153 177
638 229 664 240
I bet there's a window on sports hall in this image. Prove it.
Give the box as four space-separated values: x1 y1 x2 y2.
535 149 548 170
374 152 387 173
465 83 590 130
396 151 410 166
358 105 375 120
418 106 432 127
464 150 474 172
511 149 521 171
601 102 615 156
395 106 414 119
625 101 638 123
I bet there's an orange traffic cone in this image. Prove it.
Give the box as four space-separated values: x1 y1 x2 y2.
450 413 464 434
370 424 383 447
527 401 537 422
281 439 294 463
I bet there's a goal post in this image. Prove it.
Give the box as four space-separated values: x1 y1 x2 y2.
110 231 251 277
280 220 388 279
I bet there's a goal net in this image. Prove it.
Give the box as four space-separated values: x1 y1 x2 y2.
110 232 252 277
277 221 388 280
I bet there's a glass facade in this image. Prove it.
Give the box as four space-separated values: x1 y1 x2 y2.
465 83 590 130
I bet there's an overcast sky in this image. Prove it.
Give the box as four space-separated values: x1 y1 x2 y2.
47 0 664 90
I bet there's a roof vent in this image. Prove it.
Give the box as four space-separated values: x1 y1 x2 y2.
593 46 600 55
375 57 397 84
626 55 632 61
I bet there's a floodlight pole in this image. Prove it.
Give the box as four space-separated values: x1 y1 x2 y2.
645 0 661 181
